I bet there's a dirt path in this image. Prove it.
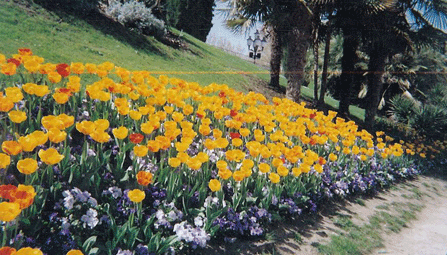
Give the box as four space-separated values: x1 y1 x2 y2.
206 175 447 255
373 177 447 255
276 176 447 255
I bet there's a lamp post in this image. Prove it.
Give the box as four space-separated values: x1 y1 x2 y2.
247 30 267 64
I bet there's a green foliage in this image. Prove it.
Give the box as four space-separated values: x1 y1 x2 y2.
156 0 215 42
410 104 447 139
31 0 99 15
389 94 418 125
386 90 447 141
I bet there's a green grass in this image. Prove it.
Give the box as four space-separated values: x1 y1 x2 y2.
317 223 382 255
0 0 276 92
354 198 366 206
293 232 304 244
333 214 354 230
318 201 424 255
303 82 366 121
409 187 424 200
375 204 390 210
1 1 367 121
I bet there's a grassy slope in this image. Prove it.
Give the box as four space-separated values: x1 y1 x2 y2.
0 0 274 92
0 1 365 121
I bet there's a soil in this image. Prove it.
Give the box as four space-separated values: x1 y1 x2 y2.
204 175 447 255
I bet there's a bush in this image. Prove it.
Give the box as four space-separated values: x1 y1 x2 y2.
386 93 447 141
105 0 166 37
388 94 418 125
411 104 447 140
32 0 99 15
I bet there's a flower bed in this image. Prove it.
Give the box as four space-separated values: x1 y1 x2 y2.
0 48 423 254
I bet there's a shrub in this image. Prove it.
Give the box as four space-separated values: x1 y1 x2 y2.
32 0 99 15
104 0 166 37
411 104 447 140
388 94 418 125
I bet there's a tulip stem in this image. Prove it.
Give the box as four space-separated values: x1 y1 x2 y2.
1 225 6 247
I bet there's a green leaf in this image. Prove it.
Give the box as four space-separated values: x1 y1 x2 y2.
88 248 99 255
113 223 128 248
82 236 97 252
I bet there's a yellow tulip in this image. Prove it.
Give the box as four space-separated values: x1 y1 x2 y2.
292 167 301 177
94 119 110 131
2 141 22 155
29 131 48 146
196 152 209 163
0 96 14 112
258 163 270 173
48 71 62 83
5 87 23 103
134 145 149 157
52 92 70 104
127 189 145 203
90 131 110 143
215 137 229 149
218 168 232 180
314 164 323 173
38 148 64 165
231 138 243 147
34 85 50 97
8 110 26 123
22 83 37 95
129 110 142 120
277 165 289 177
42 115 65 130
0 153 11 169
112 126 128 139
17 158 38 175
168 157 181 168
48 128 67 143
76 121 96 135
186 157 202 170
141 122 155 134
1 62 17 76
58 114 75 128
232 170 245 182
70 62 85 74
269 172 280 184
208 179 221 192
67 249 84 255
0 202 21 222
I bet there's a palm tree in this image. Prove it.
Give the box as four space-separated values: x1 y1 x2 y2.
363 0 447 129
321 0 398 119
363 9 412 129
317 16 335 108
269 25 284 88
224 0 315 102
316 0 447 130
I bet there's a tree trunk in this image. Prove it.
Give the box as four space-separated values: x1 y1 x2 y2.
313 24 319 105
365 46 388 131
270 26 283 88
317 23 332 108
285 24 312 103
338 32 359 119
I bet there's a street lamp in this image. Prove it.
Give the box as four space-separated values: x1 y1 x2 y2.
247 29 267 64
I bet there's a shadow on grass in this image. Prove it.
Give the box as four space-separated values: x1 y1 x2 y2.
31 3 167 58
201 180 418 255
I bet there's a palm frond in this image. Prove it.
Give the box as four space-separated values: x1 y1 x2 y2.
414 0 447 30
